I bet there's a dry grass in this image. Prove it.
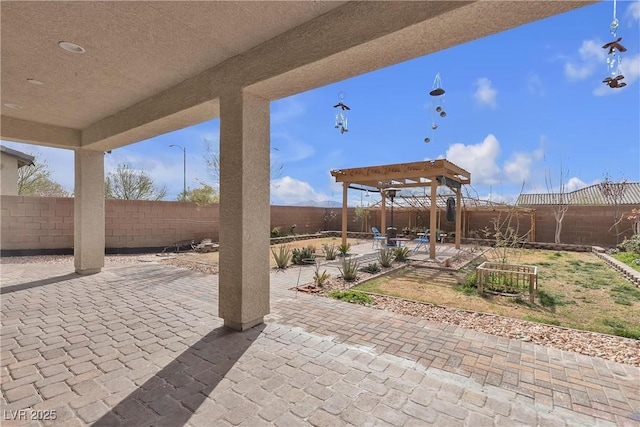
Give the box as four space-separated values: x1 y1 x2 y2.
355 249 640 339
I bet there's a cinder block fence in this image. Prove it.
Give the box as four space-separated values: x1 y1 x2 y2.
0 195 634 255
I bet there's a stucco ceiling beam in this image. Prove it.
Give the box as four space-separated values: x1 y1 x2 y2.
0 116 80 149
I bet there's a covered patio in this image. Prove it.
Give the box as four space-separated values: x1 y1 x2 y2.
1 1 591 330
331 159 471 259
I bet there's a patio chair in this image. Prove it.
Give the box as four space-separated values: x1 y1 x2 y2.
371 227 386 249
413 232 429 252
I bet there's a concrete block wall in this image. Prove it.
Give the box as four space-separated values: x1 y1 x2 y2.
1 195 636 253
0 197 362 253
1 196 75 250
105 199 218 249
531 206 635 247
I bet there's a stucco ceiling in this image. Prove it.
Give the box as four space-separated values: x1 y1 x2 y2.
0 1 593 151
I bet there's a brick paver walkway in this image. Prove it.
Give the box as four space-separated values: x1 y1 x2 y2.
1 248 639 426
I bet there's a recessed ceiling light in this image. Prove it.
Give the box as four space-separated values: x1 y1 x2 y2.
58 41 85 54
3 103 22 109
27 78 43 85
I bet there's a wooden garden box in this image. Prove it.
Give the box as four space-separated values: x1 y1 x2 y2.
476 262 538 303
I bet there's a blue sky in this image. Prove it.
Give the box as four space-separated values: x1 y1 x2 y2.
4 1 640 206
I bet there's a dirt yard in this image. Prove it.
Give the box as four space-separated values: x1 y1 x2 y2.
171 236 364 269
354 248 640 339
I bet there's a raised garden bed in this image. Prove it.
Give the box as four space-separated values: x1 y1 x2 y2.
476 261 537 302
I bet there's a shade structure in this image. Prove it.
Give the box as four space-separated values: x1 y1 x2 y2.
330 159 471 259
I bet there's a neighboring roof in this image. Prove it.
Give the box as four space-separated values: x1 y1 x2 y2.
367 194 533 212
517 182 640 206
0 145 34 168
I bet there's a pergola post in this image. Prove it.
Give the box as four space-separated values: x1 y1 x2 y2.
342 182 349 246
429 181 437 259
380 193 386 236
530 211 536 242
455 188 461 249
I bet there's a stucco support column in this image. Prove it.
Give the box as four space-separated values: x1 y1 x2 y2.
219 88 270 331
455 188 461 249
341 182 349 246
74 149 105 275
429 182 437 259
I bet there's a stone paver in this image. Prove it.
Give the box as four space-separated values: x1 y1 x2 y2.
1 245 639 426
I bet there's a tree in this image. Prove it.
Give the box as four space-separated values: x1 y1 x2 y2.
204 140 283 189
598 173 628 245
18 157 71 197
545 165 571 244
354 205 369 232
177 183 219 204
105 163 167 200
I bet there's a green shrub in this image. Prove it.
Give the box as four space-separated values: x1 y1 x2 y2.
458 272 477 295
361 262 381 274
337 243 351 257
378 248 395 268
313 266 330 287
271 227 281 238
323 244 337 261
617 234 640 254
393 247 410 262
271 245 291 269
292 246 315 265
329 290 374 305
339 256 359 281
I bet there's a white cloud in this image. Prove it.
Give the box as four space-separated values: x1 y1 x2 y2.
271 176 330 205
593 53 640 96
478 191 517 204
503 152 534 184
526 73 545 97
446 134 501 185
627 0 640 24
564 39 606 81
565 177 588 192
503 136 545 184
473 78 497 108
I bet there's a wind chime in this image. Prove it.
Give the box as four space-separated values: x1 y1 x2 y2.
424 73 446 143
602 0 627 89
333 92 350 134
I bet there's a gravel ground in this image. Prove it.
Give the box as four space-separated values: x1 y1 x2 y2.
371 294 640 367
309 271 640 367
3 254 638 366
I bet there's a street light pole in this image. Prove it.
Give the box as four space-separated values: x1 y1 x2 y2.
169 144 186 199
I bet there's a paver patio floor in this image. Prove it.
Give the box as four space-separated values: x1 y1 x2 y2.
1 246 639 426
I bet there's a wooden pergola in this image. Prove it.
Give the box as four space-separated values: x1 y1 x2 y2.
330 159 471 259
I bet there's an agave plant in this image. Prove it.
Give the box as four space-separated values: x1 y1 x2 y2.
271 245 291 269
338 256 359 282
377 248 395 268
337 243 351 257
393 246 411 262
313 264 330 287
323 243 338 261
